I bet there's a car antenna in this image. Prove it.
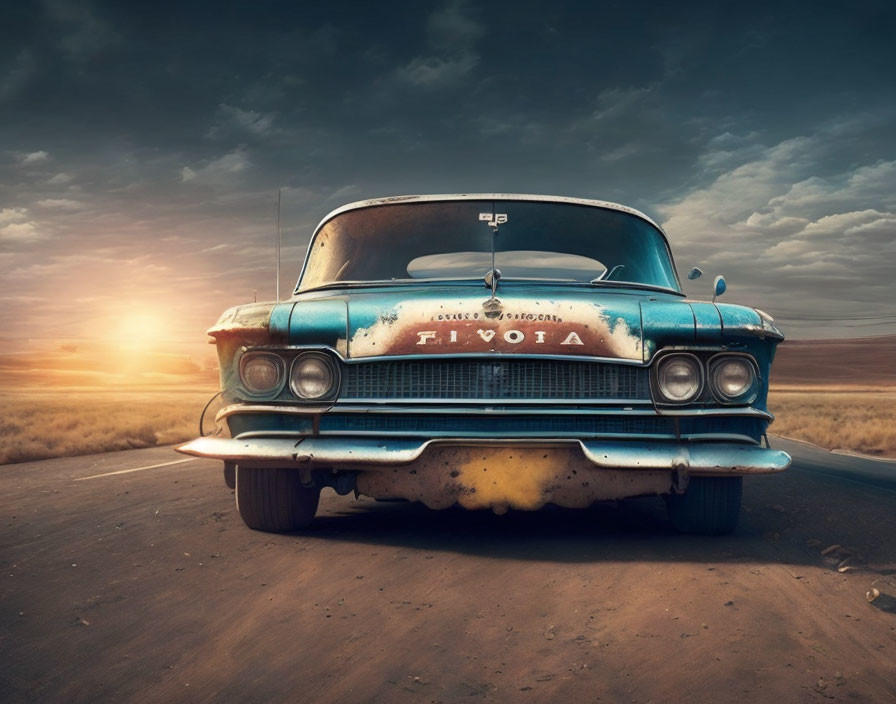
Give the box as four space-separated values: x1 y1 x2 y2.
276 188 281 303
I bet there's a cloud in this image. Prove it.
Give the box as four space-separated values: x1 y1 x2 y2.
0 222 44 242
47 172 73 185
44 0 121 60
36 198 85 210
0 50 36 102
561 83 679 163
589 85 656 123
696 131 764 173
207 104 275 138
600 143 646 163
0 207 29 225
396 54 479 87
394 1 484 87
427 0 485 48
19 150 49 165
180 149 250 185
658 132 896 325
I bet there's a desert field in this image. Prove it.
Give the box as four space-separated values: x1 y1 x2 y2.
0 388 215 466
768 390 896 458
1 386 893 465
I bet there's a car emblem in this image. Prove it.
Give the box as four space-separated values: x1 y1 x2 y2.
482 296 503 319
478 212 507 229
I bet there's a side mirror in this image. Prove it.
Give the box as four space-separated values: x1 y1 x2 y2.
713 275 727 302
687 267 703 280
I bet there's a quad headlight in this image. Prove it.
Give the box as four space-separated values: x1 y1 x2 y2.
239 352 285 395
290 352 339 400
653 354 702 404
709 355 758 404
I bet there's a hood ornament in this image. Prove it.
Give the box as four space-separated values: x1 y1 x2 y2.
479 211 507 319
482 269 502 318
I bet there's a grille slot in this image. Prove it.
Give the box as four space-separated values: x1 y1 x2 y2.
321 414 674 435
340 359 650 401
317 414 764 441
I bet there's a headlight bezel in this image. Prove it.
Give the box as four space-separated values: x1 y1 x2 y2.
289 351 341 401
238 351 286 397
707 353 760 405
651 352 704 405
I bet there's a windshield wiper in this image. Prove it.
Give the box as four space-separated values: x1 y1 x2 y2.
591 264 625 283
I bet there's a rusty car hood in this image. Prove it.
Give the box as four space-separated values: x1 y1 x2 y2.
342 286 646 359
286 284 734 362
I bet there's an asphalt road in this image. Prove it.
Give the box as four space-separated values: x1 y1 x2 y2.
2 438 895 703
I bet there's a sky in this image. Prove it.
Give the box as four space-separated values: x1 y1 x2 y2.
2 0 896 378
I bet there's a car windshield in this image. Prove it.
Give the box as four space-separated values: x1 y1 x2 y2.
297 200 680 292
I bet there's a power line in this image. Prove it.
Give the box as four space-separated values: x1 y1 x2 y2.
772 313 896 321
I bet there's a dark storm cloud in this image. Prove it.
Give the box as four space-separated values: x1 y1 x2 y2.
1 0 896 352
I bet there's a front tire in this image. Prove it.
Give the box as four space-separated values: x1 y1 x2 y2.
236 466 320 532
665 476 742 535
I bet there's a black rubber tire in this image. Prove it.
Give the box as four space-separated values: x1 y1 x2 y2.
665 476 742 535
235 466 320 532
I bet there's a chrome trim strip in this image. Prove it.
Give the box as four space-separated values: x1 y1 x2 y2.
653 407 772 419
679 433 760 444
314 430 680 440
335 398 654 406
313 194 664 235
233 430 312 439
243 430 760 444
217 403 772 421
216 403 333 422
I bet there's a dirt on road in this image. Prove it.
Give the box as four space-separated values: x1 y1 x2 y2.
1 440 895 703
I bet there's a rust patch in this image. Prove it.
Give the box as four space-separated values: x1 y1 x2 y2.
349 298 641 359
354 446 671 511
208 302 275 344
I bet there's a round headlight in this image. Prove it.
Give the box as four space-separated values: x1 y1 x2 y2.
239 353 284 394
655 354 702 403
290 354 337 400
710 357 757 403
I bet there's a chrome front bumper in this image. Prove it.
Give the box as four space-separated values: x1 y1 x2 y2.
177 436 791 475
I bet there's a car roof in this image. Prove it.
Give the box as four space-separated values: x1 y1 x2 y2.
312 193 665 237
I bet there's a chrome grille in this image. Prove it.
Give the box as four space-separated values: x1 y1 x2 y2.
340 359 650 401
317 414 764 441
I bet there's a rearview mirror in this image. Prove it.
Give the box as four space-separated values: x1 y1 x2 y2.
687 267 703 280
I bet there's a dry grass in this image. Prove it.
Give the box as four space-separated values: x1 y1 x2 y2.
2 386 894 466
0 388 216 465
769 391 896 459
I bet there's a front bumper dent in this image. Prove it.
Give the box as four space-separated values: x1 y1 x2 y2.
176 436 791 475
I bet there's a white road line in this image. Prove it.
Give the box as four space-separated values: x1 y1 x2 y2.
74 458 197 481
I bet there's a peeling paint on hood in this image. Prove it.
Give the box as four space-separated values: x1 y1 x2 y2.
342 288 644 360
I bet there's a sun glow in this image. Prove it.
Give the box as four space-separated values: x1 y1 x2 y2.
116 311 167 350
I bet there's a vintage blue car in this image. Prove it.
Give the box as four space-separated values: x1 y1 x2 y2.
178 194 790 534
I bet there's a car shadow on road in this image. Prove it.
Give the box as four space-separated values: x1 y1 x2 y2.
287 473 896 575
299 494 814 568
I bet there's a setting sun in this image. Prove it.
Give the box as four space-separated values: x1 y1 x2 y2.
116 311 166 350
